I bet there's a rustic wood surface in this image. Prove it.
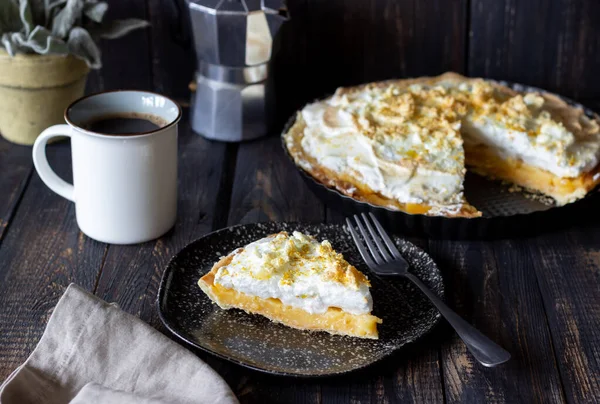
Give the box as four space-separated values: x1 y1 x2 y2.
1 0 600 402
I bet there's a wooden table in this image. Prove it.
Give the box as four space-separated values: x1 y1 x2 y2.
1 110 599 403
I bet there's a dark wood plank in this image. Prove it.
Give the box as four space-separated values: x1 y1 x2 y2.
94 117 227 330
318 350 445 404
362 0 467 80
428 239 566 403
233 378 320 404
0 140 107 379
270 0 310 128
529 227 600 404
0 138 32 242
469 0 600 99
585 99 600 112
145 0 195 100
95 0 153 91
85 69 104 94
227 135 324 225
274 0 467 126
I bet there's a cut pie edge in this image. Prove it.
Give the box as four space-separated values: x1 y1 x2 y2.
284 113 482 218
198 253 382 340
465 143 600 206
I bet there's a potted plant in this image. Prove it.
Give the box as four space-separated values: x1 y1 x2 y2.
0 0 148 145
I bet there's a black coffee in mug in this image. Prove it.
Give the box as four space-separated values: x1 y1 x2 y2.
83 113 168 135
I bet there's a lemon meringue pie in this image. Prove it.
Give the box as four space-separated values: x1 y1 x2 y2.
198 231 382 339
283 72 600 216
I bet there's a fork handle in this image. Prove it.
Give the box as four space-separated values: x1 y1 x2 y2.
404 272 511 367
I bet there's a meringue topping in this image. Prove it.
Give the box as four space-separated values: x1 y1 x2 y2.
214 231 373 315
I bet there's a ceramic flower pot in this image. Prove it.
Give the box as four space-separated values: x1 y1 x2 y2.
0 50 89 145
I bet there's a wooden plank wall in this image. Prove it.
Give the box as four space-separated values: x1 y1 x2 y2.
89 0 600 113
469 0 600 100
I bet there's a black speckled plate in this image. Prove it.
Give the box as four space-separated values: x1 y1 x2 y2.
157 222 444 377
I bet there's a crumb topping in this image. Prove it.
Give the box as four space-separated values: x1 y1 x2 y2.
213 231 373 315
328 83 465 175
219 231 369 289
330 78 599 171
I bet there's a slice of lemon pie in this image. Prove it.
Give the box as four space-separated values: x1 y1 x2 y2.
283 72 600 215
198 231 382 339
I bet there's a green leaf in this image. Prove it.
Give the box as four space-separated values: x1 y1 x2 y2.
1 32 22 55
19 0 34 35
67 25 100 68
0 0 147 61
51 0 83 38
26 24 69 53
1 25 68 55
98 18 149 39
83 1 106 23
47 0 68 25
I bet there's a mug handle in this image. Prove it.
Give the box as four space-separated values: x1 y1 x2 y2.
32 125 75 202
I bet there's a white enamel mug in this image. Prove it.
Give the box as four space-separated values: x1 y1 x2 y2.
32 91 182 244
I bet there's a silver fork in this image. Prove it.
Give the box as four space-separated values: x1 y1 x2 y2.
346 213 511 367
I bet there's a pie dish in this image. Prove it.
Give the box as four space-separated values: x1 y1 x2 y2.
198 231 382 339
283 72 600 217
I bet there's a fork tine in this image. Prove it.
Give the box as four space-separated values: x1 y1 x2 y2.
361 213 393 262
345 218 377 269
353 215 385 265
368 213 403 260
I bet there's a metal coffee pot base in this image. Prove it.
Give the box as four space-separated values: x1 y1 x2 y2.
190 75 268 143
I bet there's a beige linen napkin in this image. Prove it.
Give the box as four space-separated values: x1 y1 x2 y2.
0 284 239 404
